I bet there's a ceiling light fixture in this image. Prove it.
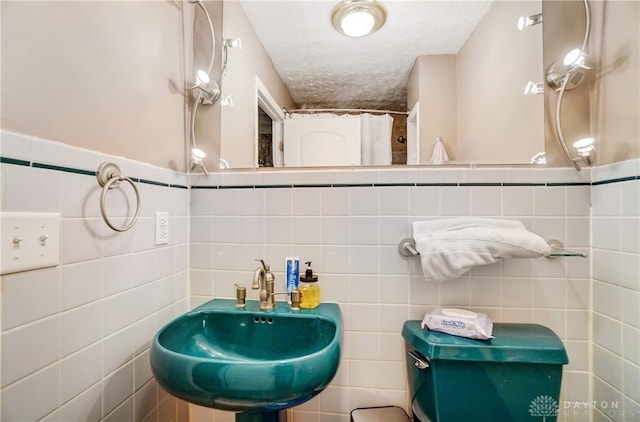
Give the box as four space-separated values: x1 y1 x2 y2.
331 0 387 38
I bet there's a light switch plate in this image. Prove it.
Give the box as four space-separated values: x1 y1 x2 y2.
1 212 61 275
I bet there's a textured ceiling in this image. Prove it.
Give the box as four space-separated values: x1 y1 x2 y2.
239 0 493 110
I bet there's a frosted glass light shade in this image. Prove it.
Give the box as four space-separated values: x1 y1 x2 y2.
331 0 387 38
341 11 375 37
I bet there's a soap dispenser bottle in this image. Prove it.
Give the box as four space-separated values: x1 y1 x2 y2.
299 261 320 309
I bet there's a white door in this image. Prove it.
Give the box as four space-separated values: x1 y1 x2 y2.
407 102 420 165
283 117 361 167
256 77 285 167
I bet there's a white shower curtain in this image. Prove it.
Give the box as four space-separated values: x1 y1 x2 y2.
287 112 393 166
360 113 393 165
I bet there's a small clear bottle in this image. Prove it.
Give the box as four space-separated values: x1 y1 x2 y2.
299 261 320 309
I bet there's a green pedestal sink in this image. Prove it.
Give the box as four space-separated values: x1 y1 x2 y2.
150 299 342 422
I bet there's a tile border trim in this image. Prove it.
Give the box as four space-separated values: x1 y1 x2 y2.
0 156 186 190
190 178 637 190
3 155 638 190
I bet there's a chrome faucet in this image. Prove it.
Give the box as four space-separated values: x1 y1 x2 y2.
252 259 275 310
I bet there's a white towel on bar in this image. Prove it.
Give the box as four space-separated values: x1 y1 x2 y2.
412 218 551 282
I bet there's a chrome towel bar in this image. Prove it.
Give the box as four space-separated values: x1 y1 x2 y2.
397 238 587 258
398 238 419 257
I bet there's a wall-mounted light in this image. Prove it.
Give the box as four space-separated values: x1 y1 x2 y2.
524 81 544 95
544 0 594 171
573 137 596 166
188 0 219 176
220 95 233 107
331 0 387 38
224 37 242 49
191 69 221 104
190 147 206 165
546 48 594 171
564 48 585 65
529 152 546 165
189 147 209 175
222 37 242 77
193 69 211 90
563 48 590 69
546 48 591 91
517 13 543 31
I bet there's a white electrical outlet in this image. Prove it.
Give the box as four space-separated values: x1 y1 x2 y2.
155 211 169 245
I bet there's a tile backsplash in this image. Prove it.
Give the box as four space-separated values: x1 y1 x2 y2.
1 130 638 422
188 166 600 421
1 132 190 421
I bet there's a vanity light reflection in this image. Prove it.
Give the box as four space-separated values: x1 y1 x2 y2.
517 13 543 31
573 137 596 166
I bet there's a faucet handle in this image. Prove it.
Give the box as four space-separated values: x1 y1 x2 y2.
269 291 299 311
290 290 300 311
234 284 246 307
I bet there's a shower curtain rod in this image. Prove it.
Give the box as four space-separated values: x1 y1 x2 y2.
285 108 409 116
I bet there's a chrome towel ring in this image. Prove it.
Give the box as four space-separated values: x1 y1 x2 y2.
96 162 140 232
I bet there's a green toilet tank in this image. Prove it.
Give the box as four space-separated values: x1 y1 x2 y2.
402 321 569 422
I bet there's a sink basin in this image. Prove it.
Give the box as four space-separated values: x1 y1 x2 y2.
150 298 342 417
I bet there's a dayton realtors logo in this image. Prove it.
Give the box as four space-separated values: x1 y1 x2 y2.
529 395 559 421
560 400 637 419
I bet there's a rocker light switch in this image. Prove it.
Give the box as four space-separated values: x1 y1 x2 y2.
1 212 61 275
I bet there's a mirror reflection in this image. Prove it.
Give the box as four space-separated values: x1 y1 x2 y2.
219 0 544 169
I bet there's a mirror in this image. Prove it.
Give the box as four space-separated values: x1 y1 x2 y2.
219 0 544 169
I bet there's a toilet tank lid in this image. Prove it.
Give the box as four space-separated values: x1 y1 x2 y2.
402 321 569 364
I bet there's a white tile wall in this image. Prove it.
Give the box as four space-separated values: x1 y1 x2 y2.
2 129 638 422
591 162 640 421
188 165 605 422
0 132 190 421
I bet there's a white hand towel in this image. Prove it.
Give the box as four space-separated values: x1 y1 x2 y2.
430 136 449 165
412 218 550 282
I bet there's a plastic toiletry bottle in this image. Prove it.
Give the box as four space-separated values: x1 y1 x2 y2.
285 257 300 303
299 261 320 309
